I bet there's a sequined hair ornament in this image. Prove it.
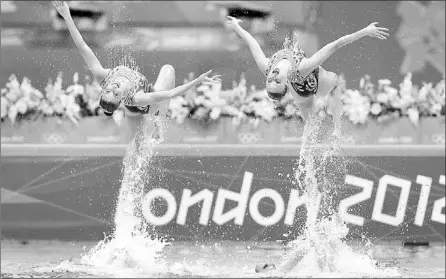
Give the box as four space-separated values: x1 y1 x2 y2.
265 32 306 84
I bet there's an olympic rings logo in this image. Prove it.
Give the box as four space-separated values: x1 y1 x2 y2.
43 133 66 144
238 132 262 144
431 134 445 145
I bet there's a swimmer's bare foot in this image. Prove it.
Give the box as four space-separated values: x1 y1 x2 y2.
255 263 276 273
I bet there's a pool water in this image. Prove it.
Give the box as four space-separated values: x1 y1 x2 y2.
1 239 444 278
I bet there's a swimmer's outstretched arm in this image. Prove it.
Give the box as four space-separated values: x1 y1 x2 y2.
225 16 269 75
298 22 389 78
133 70 221 106
52 1 109 81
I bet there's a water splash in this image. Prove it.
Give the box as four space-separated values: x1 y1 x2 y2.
280 101 400 277
106 2 137 70
80 116 170 275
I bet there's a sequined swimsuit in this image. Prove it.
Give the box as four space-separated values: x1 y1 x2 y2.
100 65 154 114
265 48 319 100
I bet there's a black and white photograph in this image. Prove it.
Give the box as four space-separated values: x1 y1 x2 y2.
1 1 445 278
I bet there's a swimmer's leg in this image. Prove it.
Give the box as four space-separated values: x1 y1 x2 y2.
154 64 176 92
153 64 176 115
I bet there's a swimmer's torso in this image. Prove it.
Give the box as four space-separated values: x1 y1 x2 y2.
124 100 169 118
124 99 170 142
267 48 338 104
101 65 154 114
123 74 170 118
275 60 338 104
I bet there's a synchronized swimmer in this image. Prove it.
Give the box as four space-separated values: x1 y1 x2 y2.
53 1 389 275
226 15 388 140
52 1 221 137
225 15 388 274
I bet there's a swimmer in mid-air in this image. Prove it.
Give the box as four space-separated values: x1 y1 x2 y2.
52 1 221 136
225 16 389 273
226 16 389 139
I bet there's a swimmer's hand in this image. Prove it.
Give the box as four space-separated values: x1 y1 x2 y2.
363 22 389 40
255 263 276 273
194 70 222 86
52 1 71 18
225 16 243 29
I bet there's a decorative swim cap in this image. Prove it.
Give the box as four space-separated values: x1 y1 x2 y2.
265 32 307 83
265 48 306 85
100 65 151 106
